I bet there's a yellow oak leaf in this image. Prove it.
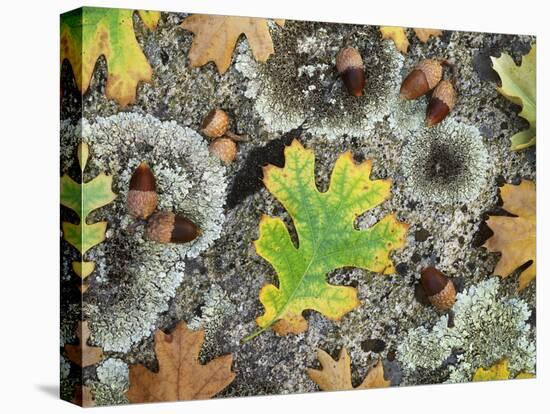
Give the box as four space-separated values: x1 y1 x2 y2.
413 28 443 43
473 359 535 381
127 322 235 403
380 26 409 53
60 7 160 106
307 347 390 391
484 180 536 291
181 15 285 74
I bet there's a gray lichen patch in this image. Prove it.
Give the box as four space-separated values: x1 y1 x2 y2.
88 358 130 406
401 119 489 205
398 278 535 383
60 113 227 352
235 22 404 138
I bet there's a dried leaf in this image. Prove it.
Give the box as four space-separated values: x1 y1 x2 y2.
484 180 536 290
413 28 443 43
245 140 408 339
307 347 390 391
61 143 117 290
491 46 536 150
473 359 535 381
72 385 95 407
127 322 235 403
64 321 103 367
60 7 160 106
181 15 284 74
380 26 409 53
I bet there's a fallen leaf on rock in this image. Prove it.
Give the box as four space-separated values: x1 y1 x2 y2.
380 26 410 53
491 46 536 150
413 28 443 43
127 322 235 403
245 140 408 339
60 7 160 106
484 180 536 291
72 385 95 407
473 359 535 381
307 347 390 391
64 321 104 367
181 15 285 74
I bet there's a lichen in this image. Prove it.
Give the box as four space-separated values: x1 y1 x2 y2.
400 119 489 205
60 355 71 379
235 23 403 138
88 358 130 406
60 114 228 352
398 278 535 383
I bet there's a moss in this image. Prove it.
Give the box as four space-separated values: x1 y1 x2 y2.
401 119 489 205
235 22 403 138
60 114 228 352
398 278 535 383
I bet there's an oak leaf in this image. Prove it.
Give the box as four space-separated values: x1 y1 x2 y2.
380 26 410 53
127 322 235 403
245 140 408 340
491 46 536 150
484 180 535 291
64 321 104 367
307 347 390 391
413 28 443 43
60 7 160 106
61 143 117 291
473 359 535 381
181 15 285 74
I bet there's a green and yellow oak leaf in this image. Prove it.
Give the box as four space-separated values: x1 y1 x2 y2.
473 359 535 382
61 143 116 289
491 46 536 150
60 7 160 106
245 140 408 340
181 15 285 74
484 180 535 291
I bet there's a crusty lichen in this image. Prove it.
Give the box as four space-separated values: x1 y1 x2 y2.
401 119 489 205
87 358 129 406
60 114 228 352
235 22 403 138
398 278 535 383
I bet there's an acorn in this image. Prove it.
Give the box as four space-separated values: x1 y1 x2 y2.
426 80 457 127
209 137 237 164
146 212 200 244
420 266 456 311
201 108 247 142
127 162 158 219
336 46 365 97
400 59 443 100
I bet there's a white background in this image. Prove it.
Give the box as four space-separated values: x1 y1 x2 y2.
0 0 547 412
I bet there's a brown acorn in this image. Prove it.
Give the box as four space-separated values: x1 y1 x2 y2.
127 162 158 219
146 212 200 244
201 108 247 142
426 80 457 127
336 46 365 97
420 266 456 311
209 137 237 164
400 59 443 100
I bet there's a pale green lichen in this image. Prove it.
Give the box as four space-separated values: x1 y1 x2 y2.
88 358 129 406
235 23 403 138
401 119 489 205
60 114 228 352
60 355 71 379
398 278 535 383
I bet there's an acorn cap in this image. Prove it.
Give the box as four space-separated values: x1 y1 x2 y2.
209 137 237 164
400 59 443 100
420 266 456 311
128 162 158 219
336 47 365 97
146 212 201 244
201 108 230 139
426 80 457 127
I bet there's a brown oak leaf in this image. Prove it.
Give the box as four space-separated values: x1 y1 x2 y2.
484 180 536 291
127 322 235 403
307 347 390 391
181 15 285 74
413 28 443 43
64 321 103 367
